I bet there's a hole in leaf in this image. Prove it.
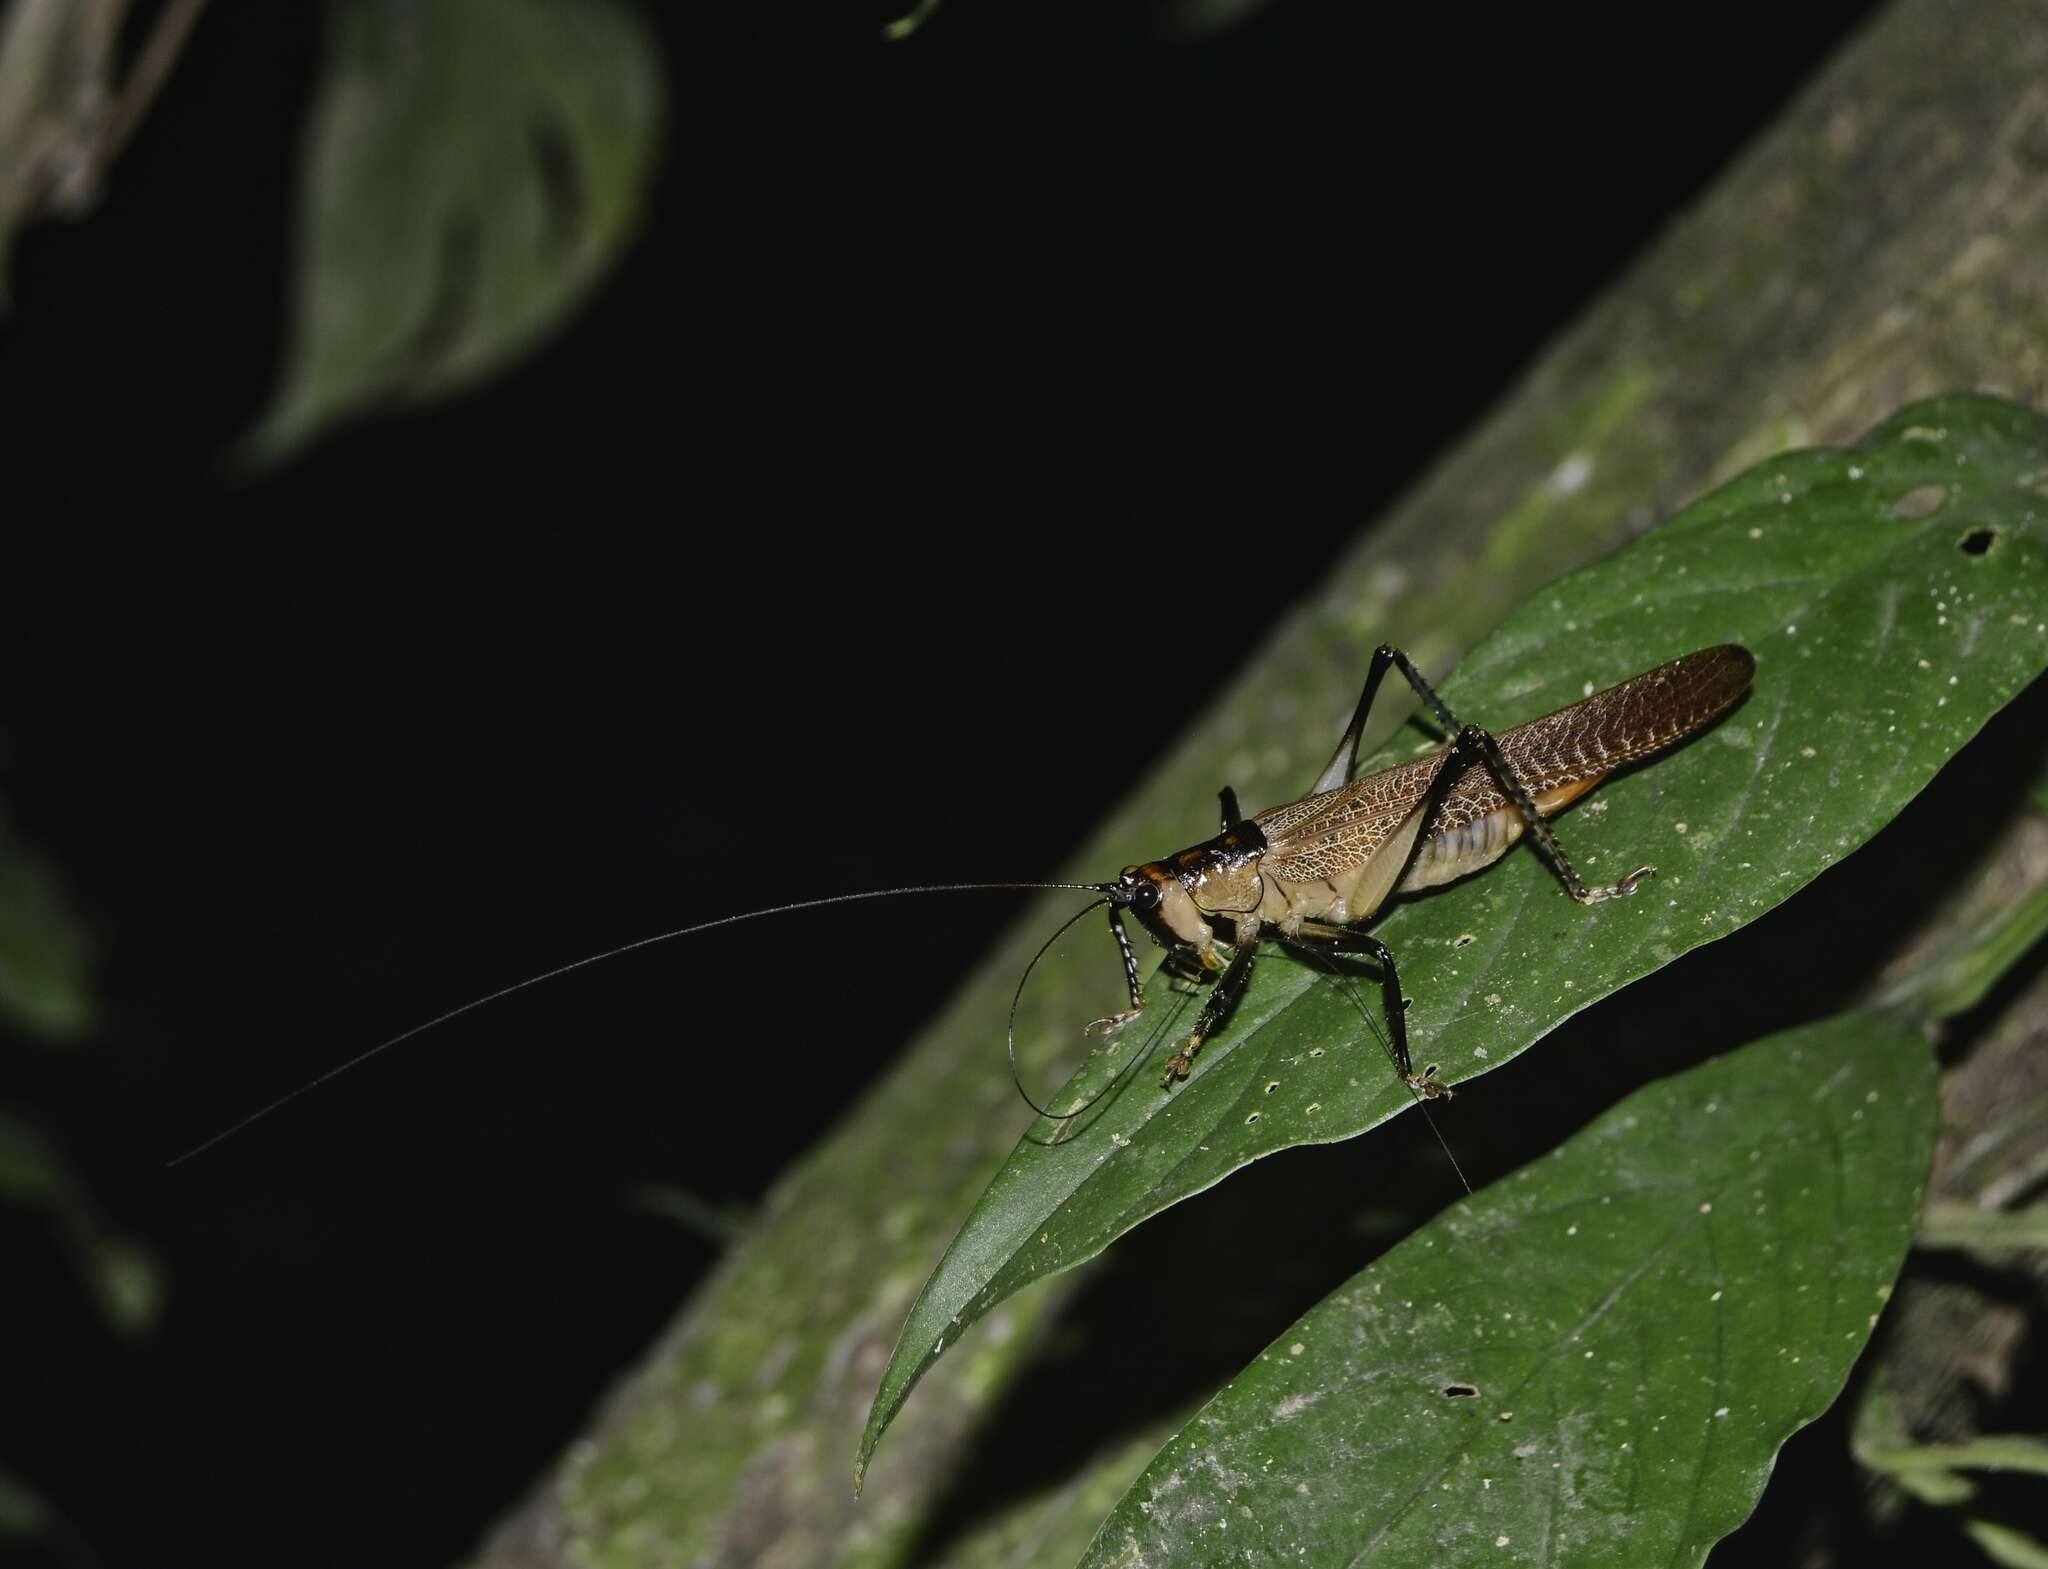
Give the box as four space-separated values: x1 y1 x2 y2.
1889 484 1948 520
1441 1382 1480 1399
1959 527 1996 555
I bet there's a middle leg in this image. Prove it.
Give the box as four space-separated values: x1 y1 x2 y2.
1289 919 1447 1095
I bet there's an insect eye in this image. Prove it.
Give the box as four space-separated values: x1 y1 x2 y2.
1133 882 1162 914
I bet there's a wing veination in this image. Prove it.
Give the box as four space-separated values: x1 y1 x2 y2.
1253 644 1754 888
1254 753 1445 884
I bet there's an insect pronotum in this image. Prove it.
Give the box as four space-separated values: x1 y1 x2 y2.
171 642 1753 1164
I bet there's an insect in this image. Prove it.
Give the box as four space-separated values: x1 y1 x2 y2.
1082 642 1756 1097
172 642 1753 1163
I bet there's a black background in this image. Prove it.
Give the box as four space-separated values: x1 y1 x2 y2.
0 3 1913 1565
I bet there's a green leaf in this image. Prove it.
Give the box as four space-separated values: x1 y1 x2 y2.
1970 1520 2048 1569
626 1182 750 1245
0 804 94 1038
1859 1432 2048 1479
1152 0 1282 40
0 1463 51 1537
244 0 661 463
0 1106 70 1204
0 1107 162 1335
882 0 947 40
858 394 2048 1479
0 0 109 305
85 1234 161 1337
1885 878 2048 1019
1079 1008 1937 1568
1916 1202 2048 1257
918 1427 1172 1569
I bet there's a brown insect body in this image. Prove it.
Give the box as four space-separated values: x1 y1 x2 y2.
174 645 1756 1165
1107 645 1756 1089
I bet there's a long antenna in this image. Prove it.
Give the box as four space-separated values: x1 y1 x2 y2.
168 881 1111 1168
1006 897 1133 1121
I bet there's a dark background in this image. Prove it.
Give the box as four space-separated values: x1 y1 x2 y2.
0 3 1901 1565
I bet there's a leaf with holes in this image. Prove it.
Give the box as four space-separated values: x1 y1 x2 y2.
244 0 661 463
856 393 2048 1482
1079 1006 1938 1567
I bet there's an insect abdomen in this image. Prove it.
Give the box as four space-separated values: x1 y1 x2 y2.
1402 644 1753 889
1399 779 1592 891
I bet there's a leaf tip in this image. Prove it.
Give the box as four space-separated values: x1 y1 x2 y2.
228 396 325 477
853 1404 889 1494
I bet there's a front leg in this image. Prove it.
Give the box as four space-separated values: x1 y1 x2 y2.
1162 941 1256 1087
1086 903 1147 1035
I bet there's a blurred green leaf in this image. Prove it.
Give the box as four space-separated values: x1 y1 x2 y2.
1917 1202 2048 1258
0 1107 161 1335
0 804 94 1038
882 0 945 40
88 1233 161 1336
1153 0 1280 40
1969 1520 2048 1569
0 1462 50 1537
1886 879 2048 1019
245 0 661 462
859 394 2048 1478
0 1105 69 1202
1861 1433 2048 1478
0 0 117 303
1080 1008 1936 1567
919 1427 1170 1569
626 1182 749 1244
1892 1467 1981 1508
